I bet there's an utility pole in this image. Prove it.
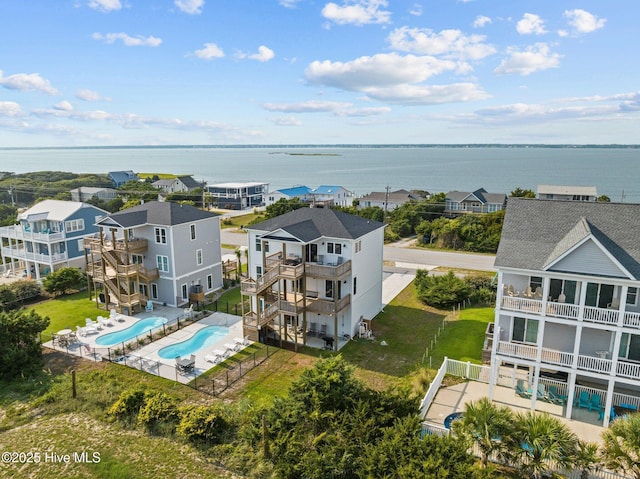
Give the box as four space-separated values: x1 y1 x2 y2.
383 185 390 222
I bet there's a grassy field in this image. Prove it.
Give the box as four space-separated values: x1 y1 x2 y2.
216 211 264 229
29 291 103 337
2 281 496 478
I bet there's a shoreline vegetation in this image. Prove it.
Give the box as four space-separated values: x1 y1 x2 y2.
1 143 640 151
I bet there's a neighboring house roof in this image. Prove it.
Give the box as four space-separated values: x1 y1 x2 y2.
274 186 312 197
312 185 348 195
18 199 91 222
495 198 640 279
152 179 175 188
209 182 267 189
108 170 138 185
248 207 385 242
97 201 219 228
447 188 506 204
361 189 418 203
70 187 117 195
177 175 202 190
537 184 598 196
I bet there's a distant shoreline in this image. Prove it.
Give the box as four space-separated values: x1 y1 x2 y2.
1 144 640 151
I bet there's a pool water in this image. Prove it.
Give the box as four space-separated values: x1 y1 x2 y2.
158 325 229 359
95 317 168 346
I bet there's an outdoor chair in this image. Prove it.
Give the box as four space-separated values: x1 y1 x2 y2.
308 322 318 336
76 325 88 337
537 383 548 401
320 324 327 337
145 301 154 312
547 386 567 405
588 393 603 412
515 379 531 398
576 391 591 409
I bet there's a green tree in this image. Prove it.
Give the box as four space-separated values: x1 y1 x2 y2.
601 413 640 479
572 440 601 479
510 411 577 479
452 397 514 468
510 187 536 198
42 267 85 296
414 270 471 308
177 404 231 445
0 309 50 380
263 197 307 219
0 285 17 311
597 195 611 202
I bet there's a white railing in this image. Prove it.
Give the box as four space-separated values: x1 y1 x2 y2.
612 391 640 411
0 226 65 242
583 306 619 325
545 302 579 319
577 355 613 374
624 311 640 329
3 247 67 263
497 341 538 360
540 347 574 367
445 359 491 383
617 360 640 380
420 358 448 417
500 296 543 313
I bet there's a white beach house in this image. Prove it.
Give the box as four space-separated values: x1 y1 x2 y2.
490 198 640 427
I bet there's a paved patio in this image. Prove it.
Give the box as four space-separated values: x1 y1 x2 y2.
425 380 606 443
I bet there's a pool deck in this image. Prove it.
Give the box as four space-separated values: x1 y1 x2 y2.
44 307 249 384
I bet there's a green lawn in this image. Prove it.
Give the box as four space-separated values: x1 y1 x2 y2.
28 291 103 338
217 211 264 229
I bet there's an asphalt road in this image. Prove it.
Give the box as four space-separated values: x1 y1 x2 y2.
220 229 496 272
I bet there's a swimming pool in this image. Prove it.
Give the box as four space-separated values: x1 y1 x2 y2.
95 317 168 346
158 325 229 359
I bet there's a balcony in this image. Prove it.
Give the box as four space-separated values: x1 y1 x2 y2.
305 260 352 280
0 225 65 242
306 294 351 314
84 236 149 254
495 340 639 377
1 246 68 263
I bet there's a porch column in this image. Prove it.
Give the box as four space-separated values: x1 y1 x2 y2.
617 286 628 328
565 372 576 419
530 364 541 410
488 356 500 401
603 379 616 428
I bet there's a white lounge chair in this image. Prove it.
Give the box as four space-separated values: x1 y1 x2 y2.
76 325 88 337
145 301 154 312
205 354 220 364
97 316 114 327
184 304 194 316
2 269 10 278
84 319 99 334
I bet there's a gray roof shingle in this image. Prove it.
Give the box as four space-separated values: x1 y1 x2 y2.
98 201 219 228
248 207 385 242
495 198 640 279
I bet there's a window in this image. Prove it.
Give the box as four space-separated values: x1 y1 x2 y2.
196 249 203 265
549 279 577 303
65 219 85 232
264 241 269 253
512 317 539 344
190 224 196 240
619 333 640 362
327 242 342 254
256 266 262 278
207 274 213 290
355 240 362 253
155 227 167 244
627 287 638 306
530 276 543 291
156 255 169 272
131 254 144 264
255 238 261 252
181 284 188 300
325 280 334 299
151 283 158 299
353 277 357 295
77 239 84 250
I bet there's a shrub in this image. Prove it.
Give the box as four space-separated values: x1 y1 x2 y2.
10 280 42 304
108 388 146 424
469 287 495 305
177 404 231 444
414 270 471 308
0 285 17 311
137 391 179 434
42 267 85 296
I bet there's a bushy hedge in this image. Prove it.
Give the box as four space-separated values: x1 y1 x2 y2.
0 280 42 311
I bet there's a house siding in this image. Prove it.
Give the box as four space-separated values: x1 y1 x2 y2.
550 240 628 279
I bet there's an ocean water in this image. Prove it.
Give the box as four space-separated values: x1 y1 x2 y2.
0 145 638 202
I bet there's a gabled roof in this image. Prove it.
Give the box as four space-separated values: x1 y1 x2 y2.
108 170 138 184
97 201 219 228
275 186 312 197
177 175 202 189
152 179 175 188
19 200 103 222
361 189 418 203
447 188 506 204
248 207 385 242
495 198 640 279
69 187 117 194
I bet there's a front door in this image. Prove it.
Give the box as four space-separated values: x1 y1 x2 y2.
306 243 318 263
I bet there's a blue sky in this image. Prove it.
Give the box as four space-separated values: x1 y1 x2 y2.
0 0 637 146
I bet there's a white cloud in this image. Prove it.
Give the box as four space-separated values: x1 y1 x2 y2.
494 43 562 76
338 106 391 116
88 0 122 12
0 70 59 95
76 88 109 101
409 3 422 16
53 101 74 111
0 101 24 117
564 9 606 34
516 13 547 35
175 0 204 15
92 32 162 47
249 46 275 62
192 43 225 60
473 15 491 28
364 83 490 105
387 27 496 61
322 0 391 26
263 100 353 113
279 0 301 7
306 53 458 91
269 116 302 126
